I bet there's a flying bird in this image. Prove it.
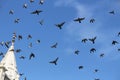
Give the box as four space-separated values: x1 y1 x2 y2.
118 32 120 36
90 48 96 53
29 53 35 60
74 17 85 23
94 78 100 80
9 10 14 14
112 40 118 45
78 66 83 69
81 38 88 43
89 36 97 44
109 10 115 15
94 69 99 73
118 48 120 51
39 0 44 5
18 35 22 40
19 56 25 59
31 10 43 15
19 73 24 76
39 19 44 25
51 43 58 48
27 35 32 39
74 50 79 55
100 53 104 58
36 40 40 43
90 18 95 23
0 41 4 46
15 49 22 53
55 22 65 29
23 3 27 8
30 0 34 3
49 57 59 65
14 18 20 23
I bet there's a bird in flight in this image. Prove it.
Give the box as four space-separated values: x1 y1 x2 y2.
30 0 34 3
29 53 35 60
18 35 22 40
74 17 85 23
39 19 44 25
36 40 40 43
27 34 32 39
89 36 97 44
51 43 58 48
9 10 14 14
31 10 43 15
39 0 44 5
90 48 96 53
14 18 20 23
90 18 95 23
23 3 27 8
49 57 59 65
19 56 25 59
100 53 104 58
112 40 118 45
81 38 88 43
109 10 115 15
78 66 83 69
94 69 99 73
74 50 79 55
118 32 120 36
55 22 65 29
15 49 22 53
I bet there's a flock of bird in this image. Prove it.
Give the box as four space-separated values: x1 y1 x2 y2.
0 0 119 80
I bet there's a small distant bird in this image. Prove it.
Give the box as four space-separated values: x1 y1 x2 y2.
27 35 32 39
112 40 118 45
109 10 115 15
24 77 27 80
55 22 65 29
94 78 100 80
36 40 40 43
0 41 4 46
18 35 22 40
39 19 44 25
29 43 32 48
31 10 43 15
74 17 85 23
19 73 24 76
29 53 35 60
49 57 59 65
51 43 58 48
9 10 14 14
23 3 27 8
0 52 4 56
94 69 99 73
39 0 44 5
14 18 20 23
81 38 88 43
5 42 9 48
100 53 104 58
74 50 79 55
90 18 95 23
30 0 34 3
19 56 25 59
118 32 120 36
78 66 83 69
15 49 22 53
89 36 97 44
118 48 120 51
90 48 96 53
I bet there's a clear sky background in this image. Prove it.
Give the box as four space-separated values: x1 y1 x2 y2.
0 0 120 80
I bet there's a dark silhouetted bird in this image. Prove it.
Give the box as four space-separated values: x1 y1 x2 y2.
0 52 4 57
36 40 40 43
118 32 120 36
15 49 22 53
74 17 85 23
30 0 34 3
23 3 27 8
55 22 65 29
81 38 88 43
74 50 79 55
39 19 44 25
109 10 115 15
100 53 104 57
0 41 4 46
29 53 35 60
51 43 58 48
78 66 83 69
118 48 120 51
9 10 14 14
24 77 27 80
94 78 100 80
112 40 118 45
89 36 97 44
31 10 43 15
39 0 44 5
18 35 22 40
27 35 32 39
14 18 20 23
90 18 95 23
19 73 24 76
19 56 25 59
94 69 99 73
49 57 59 65
90 48 96 53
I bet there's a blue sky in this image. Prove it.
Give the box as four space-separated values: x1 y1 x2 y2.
0 0 120 80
